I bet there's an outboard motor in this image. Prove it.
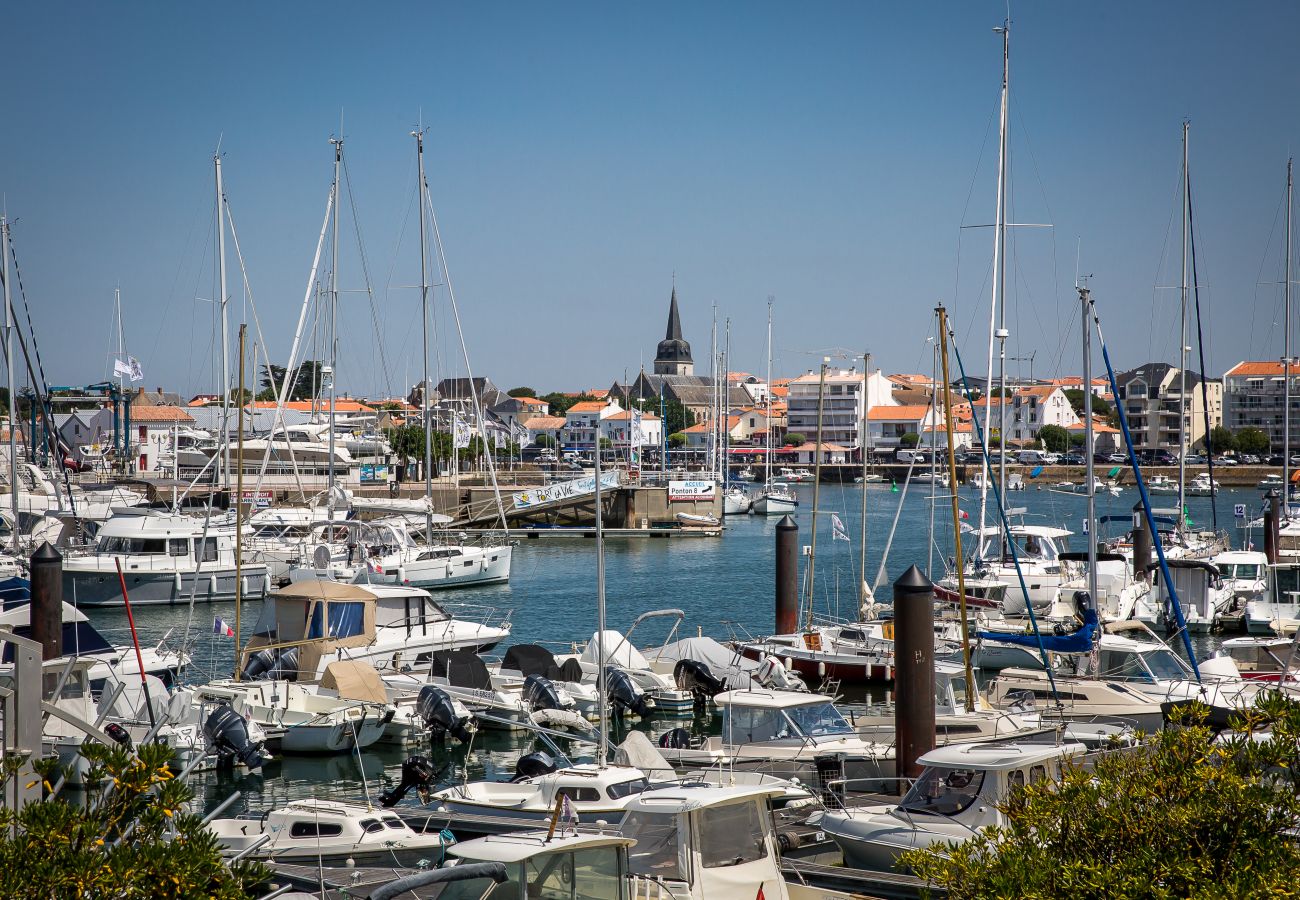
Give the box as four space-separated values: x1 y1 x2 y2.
658 727 692 750
511 751 558 782
241 646 300 682
604 667 654 717
754 656 807 692
522 674 571 712
415 685 477 744
241 647 279 680
204 703 272 769
673 659 727 706
380 754 439 807
103 722 132 750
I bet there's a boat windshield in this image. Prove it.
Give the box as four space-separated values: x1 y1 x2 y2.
785 702 853 738
525 847 623 900
1223 563 1262 580
96 536 167 555
897 766 987 817
622 811 684 881
433 870 522 900
1098 648 1188 682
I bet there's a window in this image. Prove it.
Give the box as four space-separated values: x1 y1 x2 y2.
571 847 623 900
526 851 574 900
606 778 649 800
898 766 987 816
197 537 218 562
785 702 853 738
1030 765 1048 783
723 706 788 743
383 817 406 830
622 812 683 881
289 821 344 838
168 538 189 557
698 802 767 868
324 601 366 639
555 786 600 803
359 818 385 833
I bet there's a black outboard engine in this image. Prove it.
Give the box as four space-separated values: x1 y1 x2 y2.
103 722 132 750
604 667 654 717
204 703 271 769
241 646 300 681
511 751 558 782
241 647 279 680
415 685 476 744
673 659 727 707
380 754 438 807
522 674 565 712
658 727 692 749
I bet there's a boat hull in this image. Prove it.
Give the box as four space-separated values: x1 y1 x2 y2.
63 566 270 607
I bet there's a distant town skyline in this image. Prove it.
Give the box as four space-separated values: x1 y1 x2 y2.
6 3 1300 400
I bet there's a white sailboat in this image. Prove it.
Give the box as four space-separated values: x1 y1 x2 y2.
751 301 797 516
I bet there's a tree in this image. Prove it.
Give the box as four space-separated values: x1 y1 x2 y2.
260 360 324 402
540 392 589 416
534 433 557 449
1237 427 1271 455
387 424 426 481
668 432 687 448
0 741 269 898
662 399 696 437
1068 431 1086 448
1206 425 1237 455
785 432 808 446
254 387 277 402
898 432 920 448
228 387 253 405
1063 388 1113 421
507 386 537 398
1036 424 1070 453
903 694 1300 899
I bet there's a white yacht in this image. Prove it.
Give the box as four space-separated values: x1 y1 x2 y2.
749 485 797 516
240 421 354 468
935 523 1075 617
1134 559 1233 633
61 508 269 606
722 485 750 516
207 799 450 865
1186 472 1220 497
817 742 1083 872
1258 473 1286 492
1147 474 1178 495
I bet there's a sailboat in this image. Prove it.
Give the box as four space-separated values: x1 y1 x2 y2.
751 300 797 516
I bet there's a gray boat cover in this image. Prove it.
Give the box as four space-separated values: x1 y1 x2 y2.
652 636 765 690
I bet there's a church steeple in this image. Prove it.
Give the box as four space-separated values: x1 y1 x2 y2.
654 284 694 376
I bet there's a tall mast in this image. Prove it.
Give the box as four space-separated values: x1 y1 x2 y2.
937 305 974 711
710 303 717 476
765 299 774 488
414 129 434 537
2 218 17 554
215 153 231 491
114 287 125 396
803 358 828 629
1279 159 1289 507
327 136 342 517
995 20 1010 508
979 20 1010 549
234 324 246 680
594 392 608 767
1177 122 1189 520
1080 285 1098 623
858 351 872 608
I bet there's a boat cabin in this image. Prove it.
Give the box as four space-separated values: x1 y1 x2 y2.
717 690 854 745
1092 631 1193 684
1210 637 1295 683
244 580 379 678
446 832 633 900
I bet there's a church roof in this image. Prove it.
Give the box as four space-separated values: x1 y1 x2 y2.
655 287 693 365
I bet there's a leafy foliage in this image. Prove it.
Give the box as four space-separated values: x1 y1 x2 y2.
259 360 324 402
507 386 537 398
898 432 920 448
540 392 590 416
534 433 557 449
903 694 1300 899
1236 427 1271 455
1035 424 1070 453
1207 425 1237 454
0 742 269 899
668 432 687 448
785 432 808 447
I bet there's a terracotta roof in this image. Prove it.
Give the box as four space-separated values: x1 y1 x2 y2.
514 396 548 406
726 372 754 381
924 422 973 433
522 416 567 429
867 404 931 421
129 405 194 424
1225 361 1287 377
888 373 935 386
566 401 610 413
683 422 711 433
605 410 660 421
770 385 789 398
1015 386 1057 399
1067 421 1120 434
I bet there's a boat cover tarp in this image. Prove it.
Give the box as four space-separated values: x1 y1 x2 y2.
613 729 677 776
321 660 388 703
653 636 764 690
501 644 561 679
580 630 651 669
430 650 493 691
976 607 1098 655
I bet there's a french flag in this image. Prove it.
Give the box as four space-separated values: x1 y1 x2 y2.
213 616 235 637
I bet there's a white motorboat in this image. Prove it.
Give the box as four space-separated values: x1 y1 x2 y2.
61 508 269 607
1135 558 1234 633
722 486 750 516
935 523 1075 617
445 832 637 900
817 742 1083 872
750 487 798 516
1185 472 1220 497
1147 474 1178 495
675 512 720 529
1211 637 1300 685
1258 473 1286 492
207 799 450 865
240 579 511 681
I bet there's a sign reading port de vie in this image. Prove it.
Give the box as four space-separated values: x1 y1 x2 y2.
239 489 273 508
669 480 717 501
512 471 620 511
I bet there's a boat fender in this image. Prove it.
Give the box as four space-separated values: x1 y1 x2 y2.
174 572 183 594
777 830 804 851
818 661 826 678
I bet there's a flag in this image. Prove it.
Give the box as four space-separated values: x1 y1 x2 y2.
831 512 849 542
452 415 471 450
127 357 144 382
113 357 132 379
561 794 578 830
212 616 234 637
959 509 970 520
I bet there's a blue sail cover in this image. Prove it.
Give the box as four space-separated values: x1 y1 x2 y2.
976 607 1098 654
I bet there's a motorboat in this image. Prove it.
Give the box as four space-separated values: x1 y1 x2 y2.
240 579 511 681
1052 551 1151 625
443 832 638 900
654 689 892 789
1134 559 1233 633
1244 561 1300 635
61 508 270 607
935 523 1076 617
238 422 354 468
1211 637 1300 684
561 614 697 715
1212 550 1270 632
0 576 187 687
1147 474 1178 495
817 742 1083 872
750 486 797 516
777 467 815 483
733 623 899 684
1185 472 1219 497
207 799 450 865
431 761 661 825
1259 473 1286 492
675 512 720 529
722 486 750 516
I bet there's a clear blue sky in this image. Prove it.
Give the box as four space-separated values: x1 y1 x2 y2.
5 2 1300 400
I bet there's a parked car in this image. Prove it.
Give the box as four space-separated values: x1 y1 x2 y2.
1213 456 1238 466
1063 451 1087 465
1241 454 1261 465
1268 454 1285 466
1183 454 1207 465
1106 453 1128 464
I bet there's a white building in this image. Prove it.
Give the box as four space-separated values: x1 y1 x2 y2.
866 404 940 449
1223 361 1294 450
786 367 896 453
561 399 621 451
968 386 1080 445
601 408 663 450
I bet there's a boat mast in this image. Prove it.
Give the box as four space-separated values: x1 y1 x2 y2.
114 287 125 396
214 153 231 491
327 136 342 518
979 20 1010 551
765 299 774 490
1080 285 1098 626
593 394 608 768
803 358 828 629
1279 159 1289 507
1177 122 1189 522
994 21 1010 512
859 351 871 608
414 128 434 537
2 218 17 554
937 305 974 711
234 323 246 680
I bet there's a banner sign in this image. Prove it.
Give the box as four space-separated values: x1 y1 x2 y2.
513 471 619 510
668 480 717 501
239 489 273 508
361 464 390 484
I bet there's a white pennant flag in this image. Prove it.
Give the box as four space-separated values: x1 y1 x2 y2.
113 357 132 379
127 357 144 382
831 512 849 542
